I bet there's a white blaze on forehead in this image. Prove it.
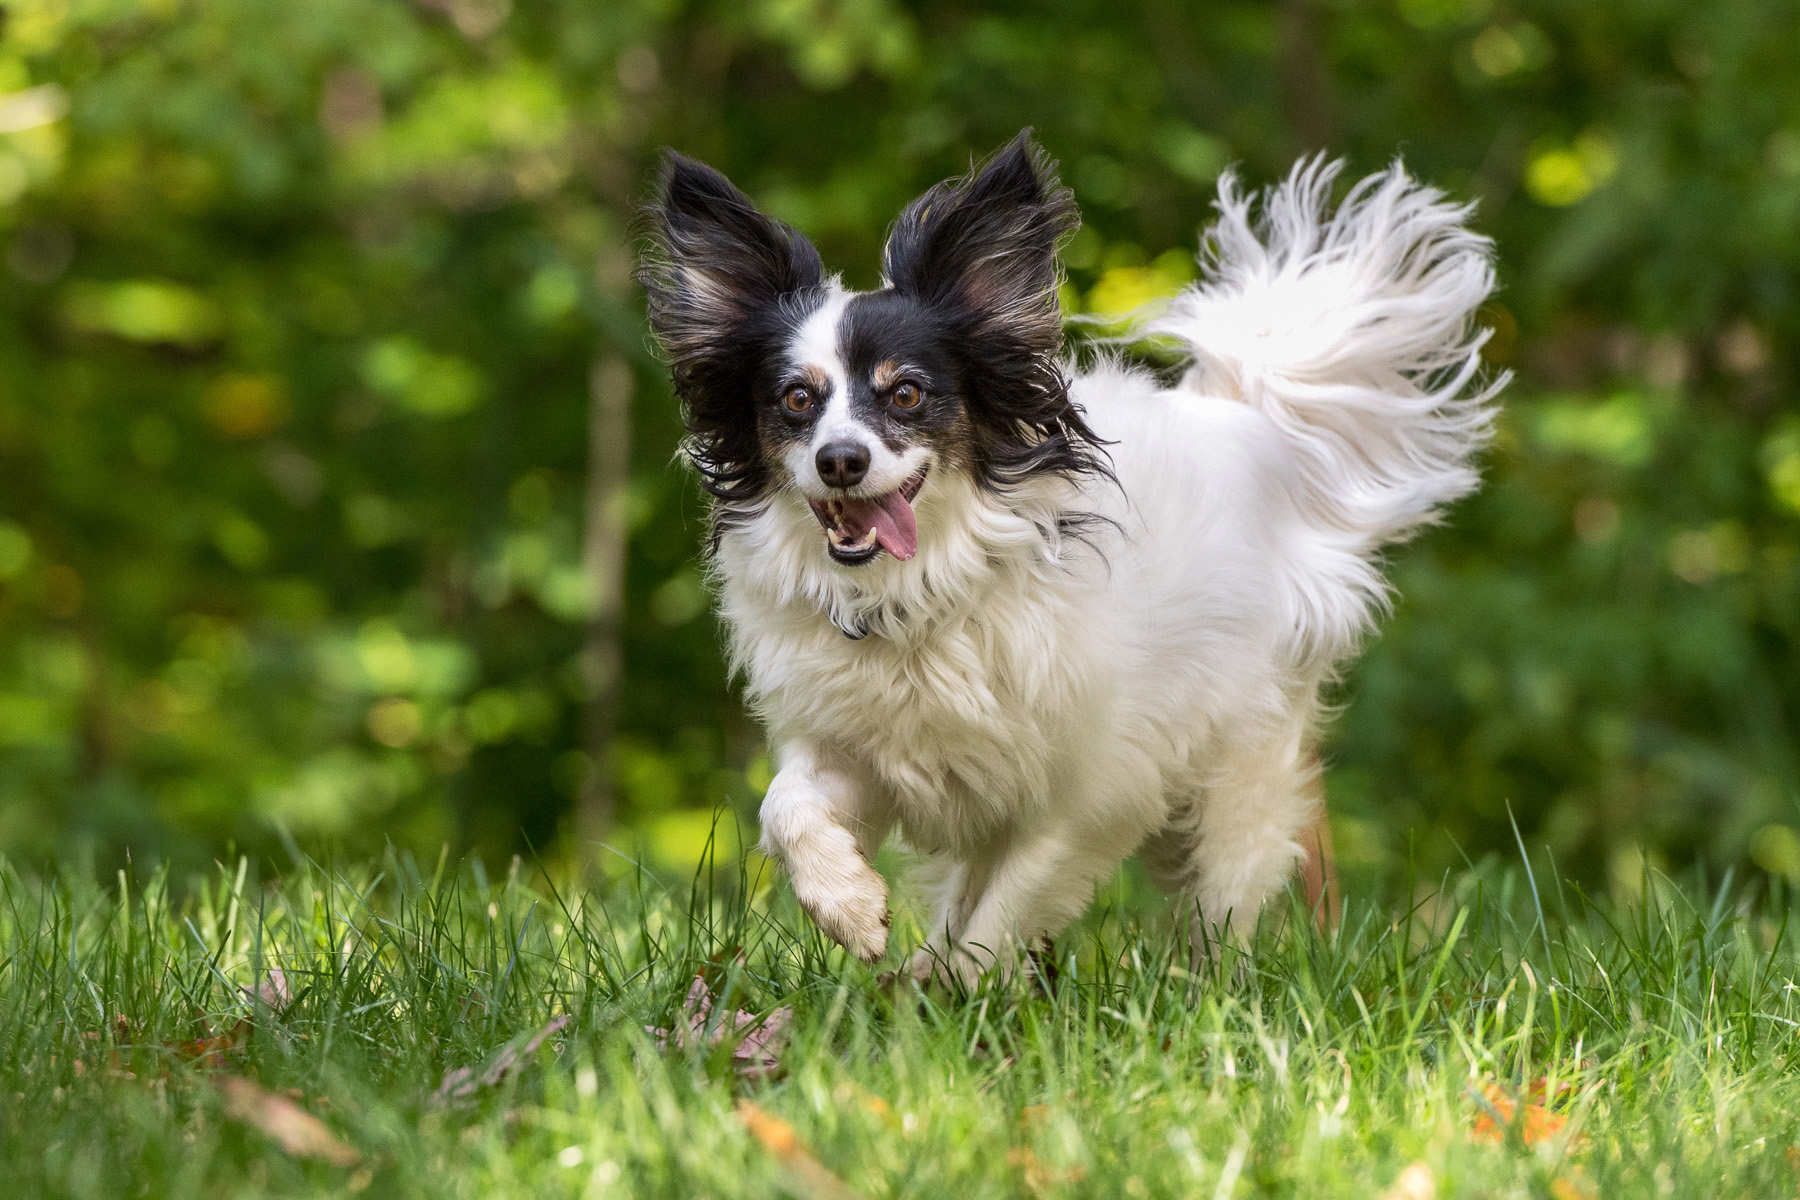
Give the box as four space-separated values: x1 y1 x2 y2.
782 283 930 496
787 285 853 432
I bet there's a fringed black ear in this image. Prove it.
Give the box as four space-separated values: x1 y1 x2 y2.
881 133 1105 495
882 131 1078 355
639 152 824 363
638 153 825 511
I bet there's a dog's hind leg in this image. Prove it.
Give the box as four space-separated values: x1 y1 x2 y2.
759 744 895 962
1162 716 1322 949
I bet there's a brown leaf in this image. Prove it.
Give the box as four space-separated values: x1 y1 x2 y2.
430 1015 570 1106
648 971 792 1081
737 1099 867 1200
1469 1082 1568 1146
217 1075 361 1168
179 1018 250 1069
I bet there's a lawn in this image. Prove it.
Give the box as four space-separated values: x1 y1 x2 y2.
3 846 1797 1199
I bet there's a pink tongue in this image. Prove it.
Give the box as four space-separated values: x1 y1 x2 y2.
840 491 918 560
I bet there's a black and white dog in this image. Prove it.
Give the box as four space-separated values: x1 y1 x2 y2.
641 133 1501 984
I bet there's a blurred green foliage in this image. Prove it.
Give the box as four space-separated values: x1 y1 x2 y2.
0 0 1796 885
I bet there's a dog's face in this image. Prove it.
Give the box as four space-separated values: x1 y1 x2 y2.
640 133 1104 566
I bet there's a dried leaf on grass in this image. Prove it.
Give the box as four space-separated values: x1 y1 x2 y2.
169 974 293 1071
430 1015 570 1107
1468 1080 1594 1198
217 1075 361 1168
179 1019 250 1069
1469 1081 1569 1146
649 971 792 1081
737 1099 868 1200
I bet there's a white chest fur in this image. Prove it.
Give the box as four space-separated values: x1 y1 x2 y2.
715 480 1096 856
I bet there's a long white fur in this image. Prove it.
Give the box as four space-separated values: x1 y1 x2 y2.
725 158 1505 982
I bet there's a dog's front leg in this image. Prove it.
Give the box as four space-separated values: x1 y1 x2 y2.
758 746 892 963
903 821 1139 987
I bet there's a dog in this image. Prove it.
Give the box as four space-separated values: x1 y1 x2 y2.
640 132 1503 985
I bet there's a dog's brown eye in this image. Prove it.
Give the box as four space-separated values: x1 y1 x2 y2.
782 386 814 414
891 382 922 410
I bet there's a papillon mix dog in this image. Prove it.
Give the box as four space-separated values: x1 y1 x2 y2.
641 132 1503 985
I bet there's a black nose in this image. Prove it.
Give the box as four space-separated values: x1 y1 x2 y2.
815 441 871 489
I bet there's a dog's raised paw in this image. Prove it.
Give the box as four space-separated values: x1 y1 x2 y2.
791 864 890 963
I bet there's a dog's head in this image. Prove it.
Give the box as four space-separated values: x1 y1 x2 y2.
640 132 1105 567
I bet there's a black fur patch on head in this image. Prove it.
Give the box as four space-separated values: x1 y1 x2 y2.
881 132 1110 493
836 289 970 457
638 152 826 509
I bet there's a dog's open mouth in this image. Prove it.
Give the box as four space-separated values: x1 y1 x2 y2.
808 468 928 565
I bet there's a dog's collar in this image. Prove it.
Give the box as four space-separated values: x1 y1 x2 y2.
832 612 870 640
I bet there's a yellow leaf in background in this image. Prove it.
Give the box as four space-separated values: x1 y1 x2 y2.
62 280 224 347
1085 250 1197 321
1532 392 1653 467
1526 130 1618 207
1526 150 1591 207
1088 267 1166 317
644 809 741 872
1762 419 1800 515
1749 824 1800 884
203 375 288 439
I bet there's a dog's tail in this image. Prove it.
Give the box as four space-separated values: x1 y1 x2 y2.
1149 157 1505 551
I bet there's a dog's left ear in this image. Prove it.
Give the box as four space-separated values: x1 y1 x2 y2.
883 131 1077 355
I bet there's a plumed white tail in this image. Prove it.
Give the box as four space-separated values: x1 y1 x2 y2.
1150 157 1505 550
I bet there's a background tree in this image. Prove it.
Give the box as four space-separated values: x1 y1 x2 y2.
0 0 1795 893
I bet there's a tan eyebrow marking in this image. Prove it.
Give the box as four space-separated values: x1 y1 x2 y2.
871 360 905 391
793 365 831 393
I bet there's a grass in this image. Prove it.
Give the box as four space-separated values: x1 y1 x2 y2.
2 844 1799 1199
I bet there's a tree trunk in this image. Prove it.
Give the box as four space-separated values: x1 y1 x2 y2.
577 353 632 849
1279 0 1333 153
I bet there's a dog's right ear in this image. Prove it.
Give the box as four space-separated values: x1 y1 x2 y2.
639 152 824 360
